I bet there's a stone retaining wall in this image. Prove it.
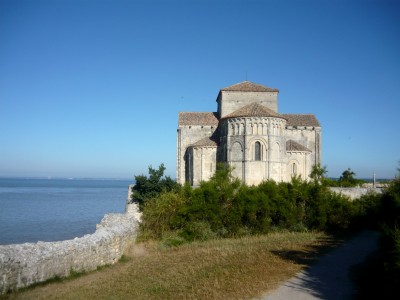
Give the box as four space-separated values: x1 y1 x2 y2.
329 187 383 200
0 202 140 294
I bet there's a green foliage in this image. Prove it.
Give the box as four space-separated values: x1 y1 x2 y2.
131 164 180 207
138 163 359 245
180 221 217 242
325 168 365 187
340 168 356 182
118 255 131 264
133 162 400 294
309 164 328 184
337 168 364 187
68 268 87 279
160 231 186 247
310 165 366 187
352 192 382 230
350 177 400 294
179 164 241 237
236 184 271 234
139 190 187 240
377 178 400 293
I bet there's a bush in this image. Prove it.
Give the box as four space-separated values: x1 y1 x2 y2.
135 163 400 296
236 185 271 234
131 164 180 207
138 164 362 242
139 173 356 241
139 191 187 240
161 231 187 247
180 221 217 242
379 178 400 290
350 177 400 294
351 192 382 230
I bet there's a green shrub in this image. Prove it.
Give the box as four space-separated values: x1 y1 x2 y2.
135 163 400 296
236 185 271 234
138 163 369 242
350 192 382 230
379 178 400 290
180 221 217 242
177 164 241 237
131 164 180 207
161 231 187 247
325 192 355 230
139 191 187 239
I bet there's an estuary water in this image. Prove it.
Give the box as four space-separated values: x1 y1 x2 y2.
0 178 133 245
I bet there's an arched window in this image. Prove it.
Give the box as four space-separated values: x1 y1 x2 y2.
254 141 262 161
231 142 243 161
292 163 297 175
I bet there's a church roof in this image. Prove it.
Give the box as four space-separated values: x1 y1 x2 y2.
190 137 218 147
221 81 279 92
222 102 286 120
286 140 312 152
178 112 219 126
283 114 320 127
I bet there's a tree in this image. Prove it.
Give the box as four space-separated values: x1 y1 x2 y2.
309 164 328 184
338 168 358 187
131 164 180 207
208 163 241 201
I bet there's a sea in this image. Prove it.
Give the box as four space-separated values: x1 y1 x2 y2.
0 178 133 245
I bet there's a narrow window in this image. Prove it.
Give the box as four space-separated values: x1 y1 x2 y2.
254 141 261 161
292 163 297 175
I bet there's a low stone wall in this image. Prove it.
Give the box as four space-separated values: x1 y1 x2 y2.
329 187 383 200
126 184 142 220
0 203 140 294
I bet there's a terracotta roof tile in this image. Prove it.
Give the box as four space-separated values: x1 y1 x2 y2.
283 114 320 127
221 81 279 92
178 112 219 126
222 102 286 120
190 137 218 147
286 140 312 152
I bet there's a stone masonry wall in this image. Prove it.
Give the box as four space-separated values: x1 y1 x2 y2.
0 189 140 294
329 187 383 200
177 125 217 185
218 91 278 117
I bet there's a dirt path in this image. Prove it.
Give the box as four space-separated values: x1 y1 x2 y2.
259 230 380 300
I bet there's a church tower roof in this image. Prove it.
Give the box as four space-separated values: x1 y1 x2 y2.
178 112 219 126
283 114 320 127
286 140 312 152
222 102 286 119
221 81 279 92
189 137 218 148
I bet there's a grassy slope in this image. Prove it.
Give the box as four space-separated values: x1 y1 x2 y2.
7 232 340 300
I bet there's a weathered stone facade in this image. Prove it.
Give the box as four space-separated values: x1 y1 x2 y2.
177 81 322 186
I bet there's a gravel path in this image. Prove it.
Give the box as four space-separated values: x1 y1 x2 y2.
259 230 380 300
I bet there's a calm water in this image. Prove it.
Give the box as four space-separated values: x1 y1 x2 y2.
0 178 133 245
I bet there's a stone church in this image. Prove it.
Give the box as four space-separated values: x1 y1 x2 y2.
177 81 321 186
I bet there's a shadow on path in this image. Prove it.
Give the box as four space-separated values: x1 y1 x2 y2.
260 231 380 300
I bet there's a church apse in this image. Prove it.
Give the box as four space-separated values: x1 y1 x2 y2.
177 81 321 186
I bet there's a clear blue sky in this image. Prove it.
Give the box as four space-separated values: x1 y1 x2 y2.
1 0 399 180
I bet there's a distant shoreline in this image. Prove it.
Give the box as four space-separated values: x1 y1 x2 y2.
0 176 134 181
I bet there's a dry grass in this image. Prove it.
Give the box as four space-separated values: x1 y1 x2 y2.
6 231 339 300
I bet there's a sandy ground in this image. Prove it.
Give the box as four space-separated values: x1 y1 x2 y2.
258 230 380 300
